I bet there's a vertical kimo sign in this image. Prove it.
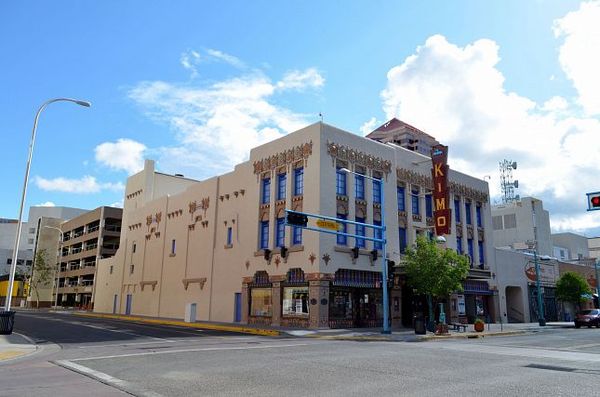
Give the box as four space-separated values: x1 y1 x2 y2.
431 144 451 235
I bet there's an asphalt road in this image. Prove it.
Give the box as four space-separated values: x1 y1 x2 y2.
2 311 600 396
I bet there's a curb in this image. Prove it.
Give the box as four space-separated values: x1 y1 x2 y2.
293 329 530 342
73 312 281 337
0 332 39 363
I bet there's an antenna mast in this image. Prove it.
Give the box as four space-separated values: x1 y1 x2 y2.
499 159 519 204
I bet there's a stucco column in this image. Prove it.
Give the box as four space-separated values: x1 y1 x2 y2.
309 280 330 328
241 282 249 324
271 281 282 326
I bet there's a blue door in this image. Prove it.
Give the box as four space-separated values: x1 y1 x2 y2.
113 294 118 314
234 293 242 322
125 294 132 315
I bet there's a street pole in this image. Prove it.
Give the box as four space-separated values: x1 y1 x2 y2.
533 247 546 326
4 98 90 312
341 169 390 334
595 259 600 306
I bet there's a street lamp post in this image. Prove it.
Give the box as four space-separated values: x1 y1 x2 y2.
527 241 546 326
44 226 64 309
4 98 90 313
340 168 390 334
595 259 600 304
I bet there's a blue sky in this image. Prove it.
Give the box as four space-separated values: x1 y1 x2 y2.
2 1 600 236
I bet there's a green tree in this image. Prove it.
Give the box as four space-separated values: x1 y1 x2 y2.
555 271 592 311
404 236 470 327
29 249 53 308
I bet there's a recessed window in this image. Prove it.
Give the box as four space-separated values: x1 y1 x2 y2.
373 178 382 204
411 188 420 215
355 174 365 200
465 201 472 225
259 221 269 250
374 219 382 250
355 217 365 248
336 168 347 195
129 264 134 274
454 198 461 223
132 242 137 253
261 177 271 204
227 227 233 246
277 173 286 200
425 195 433 217
337 214 347 246
292 226 302 245
276 218 285 248
397 186 406 211
171 239 176 255
399 227 407 253
294 167 304 196
109 265 113 274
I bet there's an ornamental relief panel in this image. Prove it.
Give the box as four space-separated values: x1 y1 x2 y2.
396 167 489 203
253 141 313 175
327 141 392 176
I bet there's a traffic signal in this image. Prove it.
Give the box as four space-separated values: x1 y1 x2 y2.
588 192 600 211
351 246 360 259
387 260 395 281
286 212 308 227
263 249 272 261
370 249 378 261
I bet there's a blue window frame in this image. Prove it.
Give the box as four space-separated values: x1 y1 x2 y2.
397 186 406 211
262 178 271 204
336 168 347 195
465 202 472 225
294 167 304 196
425 194 433 217
277 174 286 200
227 227 232 245
478 242 484 267
454 198 461 223
292 226 302 245
355 217 365 248
399 227 407 253
411 189 420 215
337 214 347 245
476 205 482 227
467 238 474 266
456 237 463 254
259 221 269 249
355 174 365 200
276 218 285 247
373 179 382 204
374 220 382 250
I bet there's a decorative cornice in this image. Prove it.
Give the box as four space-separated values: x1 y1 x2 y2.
253 141 313 175
327 141 392 175
396 167 489 203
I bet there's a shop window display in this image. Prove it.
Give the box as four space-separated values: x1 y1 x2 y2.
282 287 309 316
250 288 272 317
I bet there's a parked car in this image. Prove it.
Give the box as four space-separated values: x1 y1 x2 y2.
574 309 600 328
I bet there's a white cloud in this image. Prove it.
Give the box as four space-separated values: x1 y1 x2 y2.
553 1 600 116
109 200 123 208
380 33 600 233
360 117 379 136
94 138 146 174
34 175 124 194
180 50 201 78
276 68 325 91
37 201 55 207
128 68 322 177
206 49 245 69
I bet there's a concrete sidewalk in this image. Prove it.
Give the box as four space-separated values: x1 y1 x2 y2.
283 322 574 341
0 332 38 363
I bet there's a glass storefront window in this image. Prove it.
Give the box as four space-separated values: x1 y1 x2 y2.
250 288 272 317
282 287 309 316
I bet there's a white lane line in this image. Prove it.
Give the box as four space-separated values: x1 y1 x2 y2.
78 340 177 349
63 320 174 342
54 359 163 397
71 342 310 362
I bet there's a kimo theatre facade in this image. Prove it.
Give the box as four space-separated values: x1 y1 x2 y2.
241 122 495 329
94 121 495 329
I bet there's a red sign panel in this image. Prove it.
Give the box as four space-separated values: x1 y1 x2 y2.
431 145 451 235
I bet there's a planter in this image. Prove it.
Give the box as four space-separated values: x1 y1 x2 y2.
473 321 484 332
435 323 449 335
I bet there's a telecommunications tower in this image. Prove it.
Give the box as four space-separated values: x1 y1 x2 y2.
499 160 519 204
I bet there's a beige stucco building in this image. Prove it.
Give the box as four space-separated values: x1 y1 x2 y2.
94 122 495 328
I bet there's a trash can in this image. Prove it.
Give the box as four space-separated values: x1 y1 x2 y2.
414 313 426 335
0 311 15 335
